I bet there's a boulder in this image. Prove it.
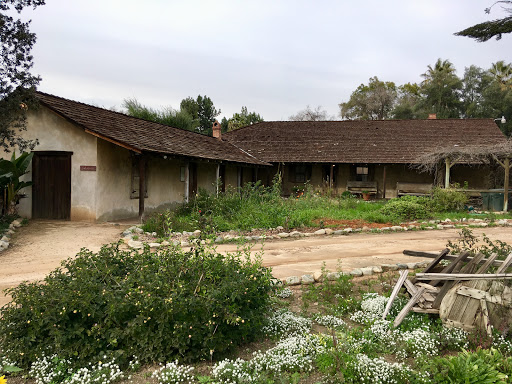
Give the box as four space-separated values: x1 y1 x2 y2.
313 270 324 282
350 269 363 276
314 229 326 235
324 228 334 235
278 232 290 238
361 267 374 276
127 240 143 249
381 264 398 271
372 266 383 274
285 276 301 286
301 274 315 285
343 227 353 233
289 231 303 237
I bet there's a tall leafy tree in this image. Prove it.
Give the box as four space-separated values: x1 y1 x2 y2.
289 105 332 121
226 106 263 131
455 1 512 42
461 65 493 118
123 98 197 132
489 60 512 89
418 59 462 118
339 77 397 120
0 0 44 151
392 83 422 119
180 95 221 135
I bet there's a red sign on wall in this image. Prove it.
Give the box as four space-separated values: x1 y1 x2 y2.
80 166 96 171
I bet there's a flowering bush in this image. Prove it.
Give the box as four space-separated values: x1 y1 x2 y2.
151 361 195 384
0 243 274 368
262 309 311 337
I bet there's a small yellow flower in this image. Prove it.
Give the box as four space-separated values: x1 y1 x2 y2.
0 375 6 384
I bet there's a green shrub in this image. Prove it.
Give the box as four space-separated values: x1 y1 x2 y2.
427 348 509 384
431 187 468 212
0 243 274 368
380 196 432 222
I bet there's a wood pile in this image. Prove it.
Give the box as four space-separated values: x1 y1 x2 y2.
384 248 512 335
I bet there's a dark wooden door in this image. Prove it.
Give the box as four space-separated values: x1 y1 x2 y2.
32 152 72 220
188 163 197 198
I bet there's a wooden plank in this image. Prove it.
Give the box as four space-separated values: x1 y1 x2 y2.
416 283 440 293
393 287 426 328
404 279 418 296
456 286 512 307
430 251 470 287
382 270 409 319
422 248 450 273
411 307 439 314
480 299 493 337
403 250 504 267
476 253 499 274
416 273 512 281
496 252 512 273
443 319 475 330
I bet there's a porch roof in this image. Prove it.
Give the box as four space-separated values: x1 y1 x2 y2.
223 119 506 164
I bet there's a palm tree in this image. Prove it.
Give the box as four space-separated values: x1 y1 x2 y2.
421 59 457 85
490 60 512 90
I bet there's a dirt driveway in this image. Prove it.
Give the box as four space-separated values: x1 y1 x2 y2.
1 220 512 307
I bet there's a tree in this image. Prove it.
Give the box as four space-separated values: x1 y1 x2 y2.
123 98 197 132
339 77 397 120
455 1 512 42
0 0 44 151
180 95 221 135
392 83 422 119
226 106 264 131
289 105 332 121
489 60 512 89
418 59 462 118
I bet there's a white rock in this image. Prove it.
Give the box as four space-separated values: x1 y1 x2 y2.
327 271 342 281
278 232 290 238
343 228 353 233
161 241 170 246
276 226 284 230
361 267 374 276
391 226 403 231
5 229 14 235
350 269 363 276
407 262 418 269
301 274 315 285
180 241 190 247
437 224 444 229
193 230 201 236
372 266 383 274
12 219 22 227
381 264 398 271
223 235 233 240
1 236 9 242
443 224 455 229
148 242 161 248
324 228 334 235
314 229 326 235
444 218 452 222
304 232 315 237
381 227 390 231
313 270 324 282
361 226 370 232
151 232 157 237
285 276 301 285
128 240 143 249
133 227 144 234
289 231 303 237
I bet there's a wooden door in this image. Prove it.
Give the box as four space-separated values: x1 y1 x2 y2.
188 163 197 198
32 152 72 220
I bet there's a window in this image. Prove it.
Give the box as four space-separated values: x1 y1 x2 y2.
294 165 307 183
356 166 369 182
130 156 148 199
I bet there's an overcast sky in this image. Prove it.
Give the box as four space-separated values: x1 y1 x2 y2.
19 0 512 121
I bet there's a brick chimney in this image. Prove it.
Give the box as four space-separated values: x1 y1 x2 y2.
212 120 221 140
428 113 437 119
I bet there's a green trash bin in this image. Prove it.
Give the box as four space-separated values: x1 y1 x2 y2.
484 189 512 211
481 191 491 211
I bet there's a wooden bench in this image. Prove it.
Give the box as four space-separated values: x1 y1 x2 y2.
397 182 433 197
347 181 378 195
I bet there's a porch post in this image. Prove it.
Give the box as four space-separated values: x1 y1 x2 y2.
444 158 451 188
504 158 510 212
329 164 334 189
138 155 145 220
184 162 190 203
382 165 387 199
216 163 220 196
237 166 242 189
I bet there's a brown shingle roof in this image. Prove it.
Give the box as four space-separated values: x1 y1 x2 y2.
223 120 506 164
36 92 269 166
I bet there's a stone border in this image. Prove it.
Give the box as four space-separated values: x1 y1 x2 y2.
280 261 430 286
0 218 22 252
122 217 510 250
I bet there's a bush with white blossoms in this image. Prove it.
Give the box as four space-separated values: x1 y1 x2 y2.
29 355 74 384
353 354 414 384
152 361 195 384
439 326 469 351
275 287 293 299
0 354 17 374
66 359 124 384
211 358 253 384
262 309 311 337
350 293 389 324
315 314 345 330
493 333 512 355
400 327 439 359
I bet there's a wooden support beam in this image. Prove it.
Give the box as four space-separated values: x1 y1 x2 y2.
382 270 409 319
504 157 510 212
394 287 426 327
403 250 504 267
415 273 512 281
329 164 334 189
138 155 145 220
216 163 220 196
445 158 451 188
184 162 190 203
382 165 387 199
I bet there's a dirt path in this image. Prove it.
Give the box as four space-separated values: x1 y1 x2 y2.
0 220 132 307
216 227 512 278
1 221 512 307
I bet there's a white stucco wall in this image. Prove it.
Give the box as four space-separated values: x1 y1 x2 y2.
6 107 98 220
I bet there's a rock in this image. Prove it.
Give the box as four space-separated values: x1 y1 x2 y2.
161 241 170 246
215 236 223 243
276 226 284 230
148 242 161 248
324 228 334 235
479 223 489 227
224 234 233 240
333 230 345 235
127 240 143 249
444 218 452 222
133 227 143 234
122 230 132 237
381 264 398 271
416 261 429 268
354 228 362 232
474 219 484 223
408 225 416 230
437 224 444 230
313 270 324 282
372 266 383 274
278 232 290 238
361 267 374 276
180 241 190 247
343 227 353 233
462 217 467 222
285 276 301 286
425 226 434 230
0 240 9 248
350 269 363 276
301 274 315 285
443 224 455 229
252 235 262 241
407 262 418 269
361 226 371 232
314 229 326 235
244 236 253 241
497 219 508 226
289 231 303 237
429 220 437 224
1 236 9 242
271 278 283 286
304 232 315 237
396 263 408 270
391 226 403 231
193 230 201 236
12 219 22 227
381 227 390 231
151 232 157 237
200 240 206 245
5 229 14 235
9 223 14 229
327 271 342 281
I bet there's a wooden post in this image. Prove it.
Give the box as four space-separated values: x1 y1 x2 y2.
138 155 145 220
237 167 242 189
445 158 451 188
504 157 510 212
329 164 334 189
382 165 387 199
216 163 220 196
184 162 190 203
